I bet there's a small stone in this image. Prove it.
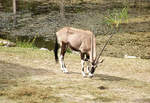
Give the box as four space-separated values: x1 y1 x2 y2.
98 86 107 90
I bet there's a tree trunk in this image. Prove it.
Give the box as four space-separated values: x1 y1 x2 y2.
13 0 17 25
13 0 16 15
59 0 65 23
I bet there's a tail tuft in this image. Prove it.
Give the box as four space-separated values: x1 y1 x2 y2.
54 37 59 63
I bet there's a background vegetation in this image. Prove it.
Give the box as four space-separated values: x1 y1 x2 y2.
0 0 150 58
0 1 150 103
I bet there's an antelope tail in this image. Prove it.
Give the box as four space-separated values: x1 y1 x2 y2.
54 37 59 63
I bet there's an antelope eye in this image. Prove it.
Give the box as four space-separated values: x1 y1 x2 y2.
95 65 97 68
91 65 96 68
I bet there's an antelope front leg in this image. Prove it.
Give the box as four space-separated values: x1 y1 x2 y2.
81 53 86 77
86 61 90 74
81 60 86 77
87 66 90 74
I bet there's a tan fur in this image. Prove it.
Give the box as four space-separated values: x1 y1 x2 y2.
56 27 96 62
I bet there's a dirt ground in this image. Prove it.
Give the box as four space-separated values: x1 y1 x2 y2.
0 47 150 103
0 0 150 102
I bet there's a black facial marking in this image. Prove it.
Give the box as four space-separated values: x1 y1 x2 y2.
91 66 95 74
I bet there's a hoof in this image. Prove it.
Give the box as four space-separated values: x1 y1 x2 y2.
62 68 68 74
88 73 94 78
63 71 69 74
82 72 86 77
83 75 87 78
88 75 93 78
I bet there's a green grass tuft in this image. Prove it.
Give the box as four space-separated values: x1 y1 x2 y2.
16 41 37 49
105 7 128 27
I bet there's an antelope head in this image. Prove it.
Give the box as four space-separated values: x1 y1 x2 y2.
88 55 104 78
88 31 114 78
88 35 104 78
89 57 104 78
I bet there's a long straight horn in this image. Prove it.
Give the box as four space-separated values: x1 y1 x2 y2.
95 32 114 65
91 34 94 62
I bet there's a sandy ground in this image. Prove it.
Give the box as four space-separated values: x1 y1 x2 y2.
0 47 150 103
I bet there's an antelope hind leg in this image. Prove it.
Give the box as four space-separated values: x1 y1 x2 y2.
59 55 68 73
59 43 68 73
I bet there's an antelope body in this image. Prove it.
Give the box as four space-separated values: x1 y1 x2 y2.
54 27 101 77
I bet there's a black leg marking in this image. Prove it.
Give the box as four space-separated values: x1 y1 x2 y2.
81 53 86 77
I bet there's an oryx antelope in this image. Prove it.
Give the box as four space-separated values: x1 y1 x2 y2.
54 27 103 78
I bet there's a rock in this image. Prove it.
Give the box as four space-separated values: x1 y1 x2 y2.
40 48 49 51
124 54 138 59
98 86 107 90
0 40 16 47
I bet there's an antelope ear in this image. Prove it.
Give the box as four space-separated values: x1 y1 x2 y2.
98 58 104 64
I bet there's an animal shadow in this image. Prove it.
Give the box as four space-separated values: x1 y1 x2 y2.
94 74 127 81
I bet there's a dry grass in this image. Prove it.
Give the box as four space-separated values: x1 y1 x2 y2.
124 15 150 24
0 47 150 103
96 32 150 59
1 85 62 103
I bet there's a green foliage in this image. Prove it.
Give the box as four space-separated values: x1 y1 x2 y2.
16 41 37 49
66 48 72 53
105 7 128 28
16 35 38 49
